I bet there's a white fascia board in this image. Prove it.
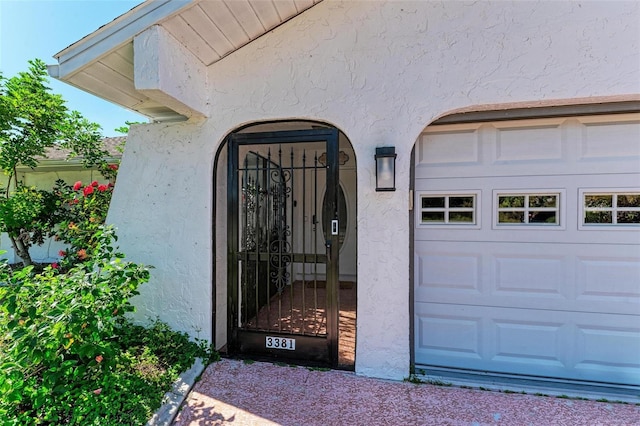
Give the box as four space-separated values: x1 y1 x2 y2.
52 0 198 79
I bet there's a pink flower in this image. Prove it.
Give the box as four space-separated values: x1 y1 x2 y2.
108 164 118 171
91 180 99 187
51 262 59 269
58 250 66 257
83 185 94 196
73 181 82 191
97 184 108 192
93 388 102 395
95 355 103 363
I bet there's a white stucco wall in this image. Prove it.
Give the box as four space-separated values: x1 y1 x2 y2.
109 122 214 342
134 25 208 120
108 0 639 380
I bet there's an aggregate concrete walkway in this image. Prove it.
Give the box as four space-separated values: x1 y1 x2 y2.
173 359 640 426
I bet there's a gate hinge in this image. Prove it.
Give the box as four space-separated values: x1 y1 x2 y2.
409 189 414 211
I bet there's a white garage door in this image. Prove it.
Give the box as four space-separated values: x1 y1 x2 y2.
413 113 640 386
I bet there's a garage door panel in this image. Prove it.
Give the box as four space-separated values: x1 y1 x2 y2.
416 172 639 186
579 118 640 160
576 323 640 367
415 242 639 315
415 303 570 379
487 247 574 308
415 228 640 246
577 256 640 301
414 113 640 386
415 230 640 246
415 113 640 180
415 173 639 193
494 255 565 297
573 319 640 384
491 319 566 368
415 176 640 247
415 303 640 384
495 124 563 162
417 128 480 165
415 306 483 361
415 252 481 293
416 161 640 179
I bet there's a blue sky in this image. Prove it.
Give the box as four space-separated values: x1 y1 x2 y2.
0 0 146 136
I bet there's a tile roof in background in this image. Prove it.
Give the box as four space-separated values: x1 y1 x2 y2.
42 136 125 161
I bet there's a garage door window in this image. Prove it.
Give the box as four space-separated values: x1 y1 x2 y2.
418 192 478 226
582 191 640 226
496 192 560 226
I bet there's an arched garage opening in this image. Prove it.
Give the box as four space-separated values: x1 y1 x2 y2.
411 102 640 387
214 120 357 370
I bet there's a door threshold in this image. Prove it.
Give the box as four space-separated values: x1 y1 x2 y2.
219 352 356 371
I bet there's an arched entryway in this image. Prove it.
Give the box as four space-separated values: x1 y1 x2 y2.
214 120 357 369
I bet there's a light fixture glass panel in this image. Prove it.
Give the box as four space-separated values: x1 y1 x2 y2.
376 157 395 189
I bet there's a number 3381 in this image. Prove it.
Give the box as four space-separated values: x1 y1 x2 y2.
266 336 295 350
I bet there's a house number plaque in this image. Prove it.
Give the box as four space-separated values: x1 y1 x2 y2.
265 336 296 350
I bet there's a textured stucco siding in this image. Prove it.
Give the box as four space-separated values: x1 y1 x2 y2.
134 25 208 120
107 0 639 380
109 122 214 342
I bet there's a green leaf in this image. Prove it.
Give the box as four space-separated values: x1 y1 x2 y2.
6 389 23 403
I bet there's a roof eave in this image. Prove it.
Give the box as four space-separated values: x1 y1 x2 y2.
48 0 324 123
53 0 196 80
49 0 198 123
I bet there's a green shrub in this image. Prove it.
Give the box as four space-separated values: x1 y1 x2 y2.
0 185 61 266
53 178 114 268
0 226 212 425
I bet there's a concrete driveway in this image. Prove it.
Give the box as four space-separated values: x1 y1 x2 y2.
173 359 639 426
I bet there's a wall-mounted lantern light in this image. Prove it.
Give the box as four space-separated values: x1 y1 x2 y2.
375 147 397 191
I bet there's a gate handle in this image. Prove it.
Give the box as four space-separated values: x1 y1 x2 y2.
331 219 339 235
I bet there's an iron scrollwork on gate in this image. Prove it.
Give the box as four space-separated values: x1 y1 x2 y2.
268 167 291 293
241 151 291 294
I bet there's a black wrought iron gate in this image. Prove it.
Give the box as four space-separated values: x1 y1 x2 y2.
227 129 340 366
